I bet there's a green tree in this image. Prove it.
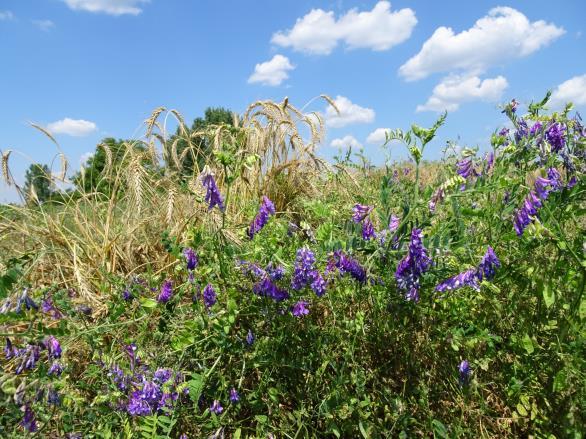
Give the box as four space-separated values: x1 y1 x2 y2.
170 107 235 176
73 138 144 193
23 163 52 204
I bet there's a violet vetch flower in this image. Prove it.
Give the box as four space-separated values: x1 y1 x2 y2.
361 218 376 240
477 246 500 281
456 158 477 180
229 388 240 403
125 343 138 371
127 392 152 416
545 122 566 152
20 404 37 432
435 269 480 293
203 284 217 308
4 338 16 359
395 228 432 302
246 329 255 346
122 289 133 301
48 388 61 406
459 360 471 386
48 361 63 376
485 151 495 173
435 247 500 293
389 214 400 232
46 336 62 359
567 176 577 189
514 191 542 236
183 247 198 271
328 251 367 283
530 121 542 136
266 263 284 281
247 196 276 239
253 277 289 302
352 204 373 223
210 400 223 415
291 300 309 317
154 368 172 383
514 169 562 236
158 280 173 303
514 118 529 142
291 248 317 290
309 270 326 297
41 296 63 319
202 173 225 212
15 289 38 313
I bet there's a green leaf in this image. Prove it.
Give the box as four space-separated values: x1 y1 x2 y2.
359 421 369 439
543 284 555 308
521 334 534 354
233 429 241 439
516 403 528 417
139 297 158 309
580 298 586 320
187 374 204 404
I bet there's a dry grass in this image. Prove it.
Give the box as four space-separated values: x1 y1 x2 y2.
0 97 336 309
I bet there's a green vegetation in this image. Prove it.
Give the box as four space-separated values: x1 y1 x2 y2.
0 95 584 438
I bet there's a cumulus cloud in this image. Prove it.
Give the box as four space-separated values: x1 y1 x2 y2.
549 74 586 108
330 135 362 149
399 7 564 81
32 20 55 31
416 75 508 112
47 118 97 137
366 128 391 144
0 10 14 20
248 55 295 86
272 1 416 55
325 96 375 128
62 0 149 16
80 152 94 165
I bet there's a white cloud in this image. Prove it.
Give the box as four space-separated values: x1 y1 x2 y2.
366 128 391 144
47 118 98 137
248 55 295 86
330 135 362 149
416 75 508 112
325 95 375 128
80 152 94 165
0 10 14 20
32 20 55 31
272 1 416 55
399 7 564 81
62 0 149 16
549 74 586 108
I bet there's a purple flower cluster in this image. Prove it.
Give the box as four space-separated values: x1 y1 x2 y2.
514 168 562 236
202 174 225 212
126 370 186 416
246 329 255 346
545 122 566 152
157 280 173 303
352 204 376 240
210 400 223 415
458 360 471 386
202 284 217 308
240 260 289 301
456 158 478 180
435 247 500 293
326 250 367 283
41 296 63 319
291 300 310 317
291 248 326 297
395 228 432 302
1 289 39 315
183 247 198 271
6 336 63 375
20 404 37 432
247 196 276 239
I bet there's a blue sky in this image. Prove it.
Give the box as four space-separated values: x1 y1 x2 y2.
1 0 585 202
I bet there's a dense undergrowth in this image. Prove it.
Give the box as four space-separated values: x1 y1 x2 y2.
0 95 585 438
